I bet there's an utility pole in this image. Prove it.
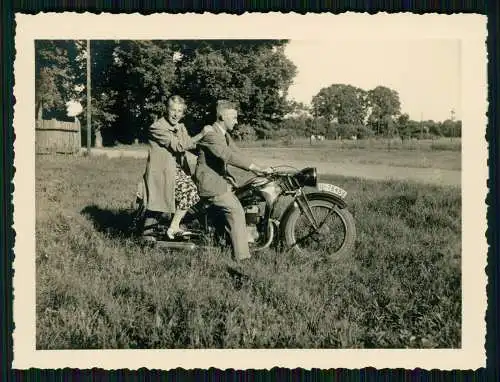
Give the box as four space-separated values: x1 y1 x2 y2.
86 39 91 156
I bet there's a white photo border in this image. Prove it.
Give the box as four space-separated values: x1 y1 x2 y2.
12 12 488 370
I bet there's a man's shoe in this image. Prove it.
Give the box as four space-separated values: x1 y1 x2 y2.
236 253 252 261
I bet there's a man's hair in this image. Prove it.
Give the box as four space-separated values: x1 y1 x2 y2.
168 95 187 110
216 100 237 119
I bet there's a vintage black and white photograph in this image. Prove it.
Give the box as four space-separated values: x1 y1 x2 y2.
13 12 487 370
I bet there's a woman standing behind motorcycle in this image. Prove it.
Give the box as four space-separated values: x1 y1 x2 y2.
140 95 213 241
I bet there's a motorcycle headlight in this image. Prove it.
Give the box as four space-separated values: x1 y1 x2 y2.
294 167 317 188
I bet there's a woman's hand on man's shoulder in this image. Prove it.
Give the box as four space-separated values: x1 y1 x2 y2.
202 125 214 135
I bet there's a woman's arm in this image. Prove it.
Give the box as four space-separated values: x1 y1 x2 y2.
190 125 213 144
184 125 214 154
149 120 194 153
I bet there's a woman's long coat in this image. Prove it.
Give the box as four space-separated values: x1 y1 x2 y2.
139 117 196 214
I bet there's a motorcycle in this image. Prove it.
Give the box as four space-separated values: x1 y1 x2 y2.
132 166 357 257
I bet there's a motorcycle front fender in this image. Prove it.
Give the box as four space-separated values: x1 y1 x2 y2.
276 190 348 235
302 190 347 209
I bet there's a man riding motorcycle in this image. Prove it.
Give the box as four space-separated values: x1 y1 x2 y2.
194 100 273 261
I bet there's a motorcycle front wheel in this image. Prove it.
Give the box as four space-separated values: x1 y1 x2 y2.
283 198 356 257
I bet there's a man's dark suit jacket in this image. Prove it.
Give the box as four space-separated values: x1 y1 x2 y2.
194 124 252 198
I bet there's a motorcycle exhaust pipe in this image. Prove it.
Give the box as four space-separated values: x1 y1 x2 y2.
253 221 276 251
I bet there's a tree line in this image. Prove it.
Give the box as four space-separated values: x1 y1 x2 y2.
280 84 461 142
35 40 461 146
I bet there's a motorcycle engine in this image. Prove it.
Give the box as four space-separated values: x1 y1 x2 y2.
243 202 266 243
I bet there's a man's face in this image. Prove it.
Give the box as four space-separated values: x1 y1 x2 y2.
167 102 185 125
221 109 238 131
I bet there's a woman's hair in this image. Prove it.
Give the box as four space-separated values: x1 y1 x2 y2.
168 95 187 111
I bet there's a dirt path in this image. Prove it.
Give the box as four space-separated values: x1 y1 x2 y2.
255 158 460 187
83 148 461 187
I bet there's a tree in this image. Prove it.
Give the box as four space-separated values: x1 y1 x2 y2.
35 40 80 120
441 119 461 138
284 100 311 118
310 116 329 137
35 68 62 120
356 124 375 139
175 46 235 124
396 113 410 139
67 40 121 147
311 84 367 126
175 40 297 137
367 86 401 136
454 120 462 137
337 124 359 139
280 113 313 137
107 40 179 143
35 39 299 144
426 120 442 137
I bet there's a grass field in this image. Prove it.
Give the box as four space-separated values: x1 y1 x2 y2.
112 137 461 171
36 152 461 349
239 137 461 151
242 138 461 171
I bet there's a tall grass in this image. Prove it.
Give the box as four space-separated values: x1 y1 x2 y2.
36 155 461 349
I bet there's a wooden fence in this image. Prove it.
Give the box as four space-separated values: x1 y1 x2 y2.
35 118 81 154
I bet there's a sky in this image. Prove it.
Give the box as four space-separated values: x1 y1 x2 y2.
284 39 461 122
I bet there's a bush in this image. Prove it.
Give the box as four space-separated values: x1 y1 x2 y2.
356 125 375 139
279 116 311 137
254 120 277 140
233 123 258 142
280 134 295 146
337 124 359 139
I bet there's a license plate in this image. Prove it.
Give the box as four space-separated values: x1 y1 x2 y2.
317 183 348 198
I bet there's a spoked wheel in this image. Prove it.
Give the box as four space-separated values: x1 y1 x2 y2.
283 199 356 257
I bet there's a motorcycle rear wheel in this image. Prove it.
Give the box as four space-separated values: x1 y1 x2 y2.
283 199 356 257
